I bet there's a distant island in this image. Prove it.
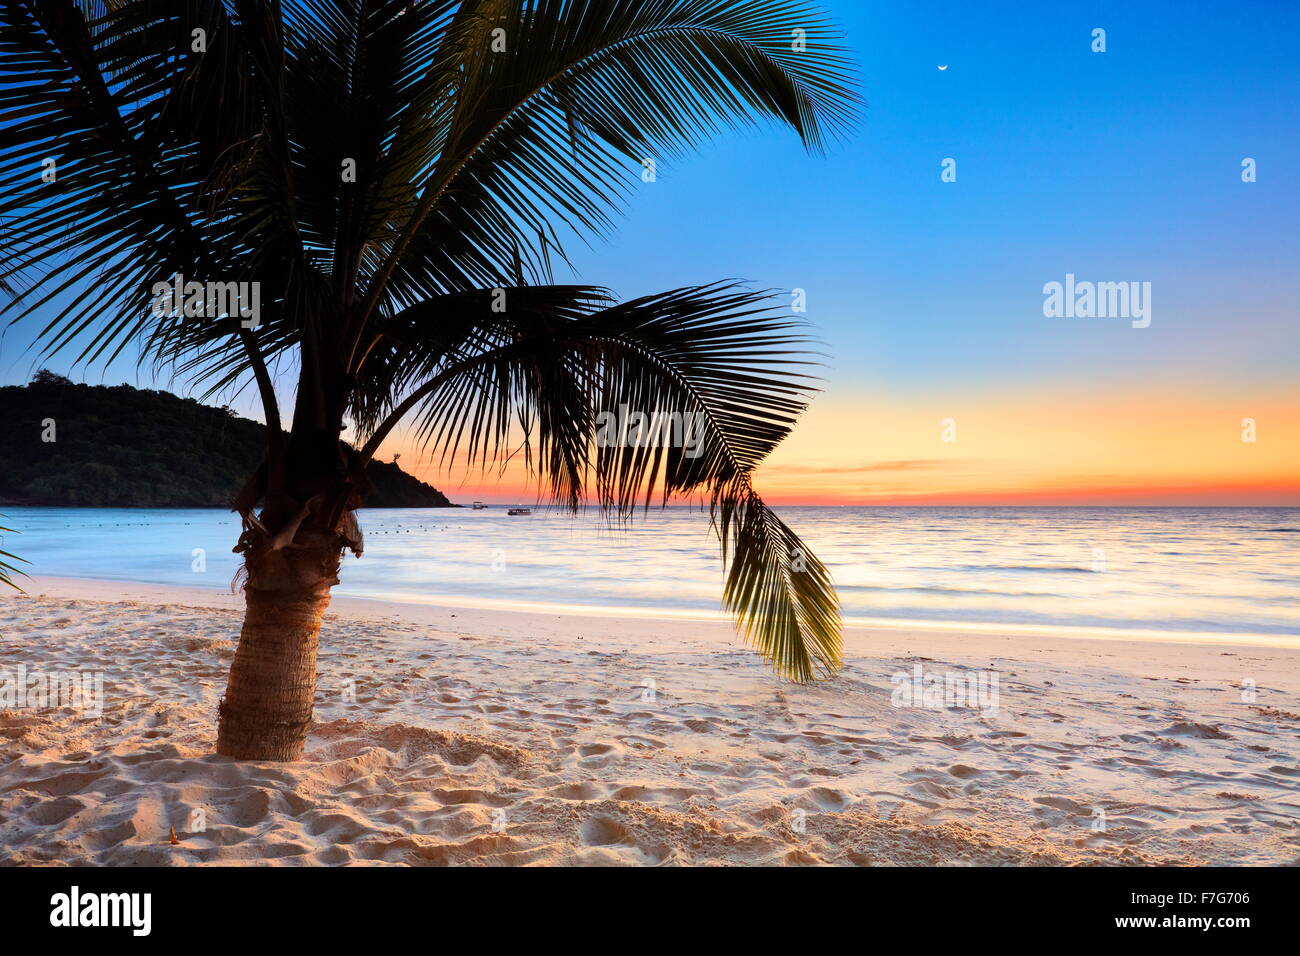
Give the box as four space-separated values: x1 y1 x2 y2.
0 371 456 509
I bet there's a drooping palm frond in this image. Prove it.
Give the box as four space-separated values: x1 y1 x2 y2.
354 282 841 678
0 0 858 679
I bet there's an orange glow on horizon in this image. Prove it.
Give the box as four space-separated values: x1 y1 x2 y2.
374 383 1300 507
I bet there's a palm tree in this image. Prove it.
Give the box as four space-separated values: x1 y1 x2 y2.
0 0 856 761
0 523 24 590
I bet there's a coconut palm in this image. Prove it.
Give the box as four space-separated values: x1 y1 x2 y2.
0 0 856 760
0 523 24 590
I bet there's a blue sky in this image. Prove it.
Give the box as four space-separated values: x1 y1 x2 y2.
553 0 1300 398
3 0 1297 504
6 0 1296 399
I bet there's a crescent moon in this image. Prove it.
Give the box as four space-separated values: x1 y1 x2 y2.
937 65 948 71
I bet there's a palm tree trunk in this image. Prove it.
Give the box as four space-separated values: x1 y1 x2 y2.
218 430 363 761
216 579 332 760
219 535 351 759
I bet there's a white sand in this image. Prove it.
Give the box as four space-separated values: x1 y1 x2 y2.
1 575 1297 866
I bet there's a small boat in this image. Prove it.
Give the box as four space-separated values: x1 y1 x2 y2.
472 501 487 510
507 508 532 516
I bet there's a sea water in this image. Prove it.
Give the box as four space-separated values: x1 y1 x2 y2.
3 506 1297 636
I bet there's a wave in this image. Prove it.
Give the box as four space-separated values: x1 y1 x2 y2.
14 505 1300 639
918 564 1098 574
836 584 1067 598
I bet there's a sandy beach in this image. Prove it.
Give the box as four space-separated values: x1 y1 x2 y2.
1 576 1297 866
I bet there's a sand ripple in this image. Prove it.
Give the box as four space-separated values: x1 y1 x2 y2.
1 593 1297 865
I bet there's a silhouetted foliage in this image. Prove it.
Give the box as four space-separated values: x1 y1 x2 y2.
0 373 454 509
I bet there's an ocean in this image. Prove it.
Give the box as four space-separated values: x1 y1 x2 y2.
3 506 1297 637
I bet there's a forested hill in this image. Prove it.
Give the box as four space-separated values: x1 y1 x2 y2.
0 372 455 509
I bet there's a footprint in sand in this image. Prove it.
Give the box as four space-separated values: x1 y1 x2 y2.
798 787 852 811
578 815 632 847
548 782 606 801
1032 795 1091 815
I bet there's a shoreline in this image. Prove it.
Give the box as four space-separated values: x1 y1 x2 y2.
18 573 1300 652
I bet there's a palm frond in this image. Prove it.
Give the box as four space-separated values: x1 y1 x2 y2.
358 281 842 678
0 523 29 592
363 0 859 326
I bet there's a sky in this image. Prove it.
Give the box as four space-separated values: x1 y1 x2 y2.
3 0 1297 506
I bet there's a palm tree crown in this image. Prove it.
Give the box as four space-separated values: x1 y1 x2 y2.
1 0 856 681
